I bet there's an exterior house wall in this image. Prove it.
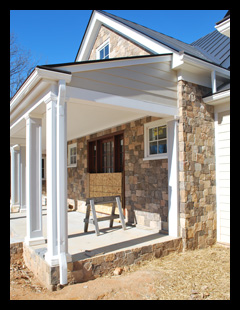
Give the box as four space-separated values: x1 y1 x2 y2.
89 25 151 60
67 116 169 232
178 80 216 249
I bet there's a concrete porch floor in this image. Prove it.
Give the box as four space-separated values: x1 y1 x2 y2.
10 208 177 262
11 208 182 289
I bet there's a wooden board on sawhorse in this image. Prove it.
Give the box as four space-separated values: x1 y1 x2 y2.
84 195 126 236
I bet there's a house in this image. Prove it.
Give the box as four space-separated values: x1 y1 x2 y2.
10 10 230 277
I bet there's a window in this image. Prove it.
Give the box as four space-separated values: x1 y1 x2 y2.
144 119 168 160
88 133 124 173
97 40 110 60
68 143 77 167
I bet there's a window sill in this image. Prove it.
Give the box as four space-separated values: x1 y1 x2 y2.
67 164 77 168
143 154 168 161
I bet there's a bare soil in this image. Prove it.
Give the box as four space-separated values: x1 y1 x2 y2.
10 244 230 300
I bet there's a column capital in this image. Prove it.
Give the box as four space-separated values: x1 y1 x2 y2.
44 94 58 105
25 113 43 121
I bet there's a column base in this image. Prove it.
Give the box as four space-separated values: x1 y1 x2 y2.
45 251 72 267
10 204 20 213
24 236 46 246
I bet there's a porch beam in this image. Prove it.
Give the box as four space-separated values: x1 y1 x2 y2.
66 86 178 117
25 115 45 246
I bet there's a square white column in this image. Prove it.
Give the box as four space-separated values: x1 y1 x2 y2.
25 115 45 246
167 119 179 237
11 145 20 212
20 146 26 212
45 99 59 266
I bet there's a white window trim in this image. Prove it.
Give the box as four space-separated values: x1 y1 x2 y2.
67 143 77 168
143 119 168 161
96 39 110 60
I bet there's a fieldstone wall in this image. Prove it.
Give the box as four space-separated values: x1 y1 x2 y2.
89 25 151 60
23 237 182 290
67 116 169 231
178 80 216 250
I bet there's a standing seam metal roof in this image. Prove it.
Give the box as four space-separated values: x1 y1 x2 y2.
191 30 230 68
97 10 230 69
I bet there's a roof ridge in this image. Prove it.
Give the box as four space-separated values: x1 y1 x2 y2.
98 10 190 46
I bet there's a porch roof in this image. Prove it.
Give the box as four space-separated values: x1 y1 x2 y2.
10 53 180 150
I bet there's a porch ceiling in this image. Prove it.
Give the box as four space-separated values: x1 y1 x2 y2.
10 54 179 151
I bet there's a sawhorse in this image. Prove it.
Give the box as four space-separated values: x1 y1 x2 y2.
84 196 126 236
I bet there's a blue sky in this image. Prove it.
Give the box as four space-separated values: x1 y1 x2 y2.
10 10 228 66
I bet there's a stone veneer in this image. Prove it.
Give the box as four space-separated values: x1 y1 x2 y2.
89 25 151 60
67 116 169 232
23 238 182 290
178 80 216 250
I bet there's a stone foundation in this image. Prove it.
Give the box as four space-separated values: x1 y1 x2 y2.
22 237 182 291
10 242 23 263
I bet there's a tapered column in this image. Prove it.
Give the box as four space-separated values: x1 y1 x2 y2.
167 119 179 237
25 115 45 246
45 99 58 266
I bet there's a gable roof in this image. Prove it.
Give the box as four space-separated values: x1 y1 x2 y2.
75 10 230 69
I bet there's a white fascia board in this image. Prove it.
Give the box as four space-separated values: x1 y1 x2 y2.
76 10 176 62
181 53 230 78
59 54 172 74
66 86 178 117
10 67 72 114
172 52 230 79
215 19 230 37
203 90 230 105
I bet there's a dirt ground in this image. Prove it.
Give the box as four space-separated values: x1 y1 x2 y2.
10 244 230 300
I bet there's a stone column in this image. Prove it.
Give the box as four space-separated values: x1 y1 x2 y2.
178 80 216 250
25 115 45 246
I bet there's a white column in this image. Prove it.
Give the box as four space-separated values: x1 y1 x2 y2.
20 146 26 211
167 119 179 237
57 80 71 285
10 145 21 212
25 115 45 246
211 71 217 94
45 99 58 266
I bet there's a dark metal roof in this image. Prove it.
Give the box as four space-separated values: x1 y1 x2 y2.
98 10 216 64
216 10 230 25
191 30 230 69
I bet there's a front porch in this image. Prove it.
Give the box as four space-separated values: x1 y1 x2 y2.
10 54 180 286
11 209 182 290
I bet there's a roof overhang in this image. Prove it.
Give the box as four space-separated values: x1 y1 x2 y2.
75 10 177 62
172 52 230 89
215 18 230 37
203 89 230 106
10 67 72 126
